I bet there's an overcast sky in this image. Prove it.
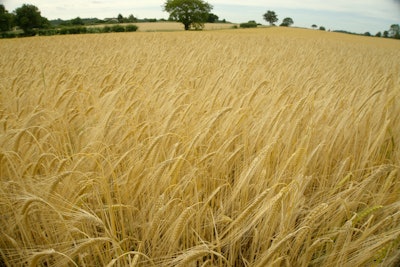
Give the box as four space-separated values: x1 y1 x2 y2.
1 0 399 33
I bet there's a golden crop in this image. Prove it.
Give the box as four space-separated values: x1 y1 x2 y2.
1 27 399 266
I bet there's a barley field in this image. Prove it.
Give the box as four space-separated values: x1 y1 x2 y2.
135 22 237 31
87 22 237 32
0 27 399 266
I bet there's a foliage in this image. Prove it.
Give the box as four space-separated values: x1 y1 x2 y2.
240 21 258 28
111 24 125 32
49 15 137 27
389 24 400 39
15 24 139 37
51 17 101 26
311 24 317 29
141 18 158 22
125 24 139 32
383 30 389 38
319 26 326 31
0 4 14 32
207 13 219 23
37 28 58 36
113 14 138 23
263 10 278 25
280 17 294 27
163 0 212 30
70 17 84 25
14 4 47 35
0 31 17 38
117 14 124 23
128 15 138 22
102 25 112 33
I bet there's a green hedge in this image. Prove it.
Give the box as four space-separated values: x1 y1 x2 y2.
240 22 258 28
125 24 139 32
1 24 139 38
111 25 125 32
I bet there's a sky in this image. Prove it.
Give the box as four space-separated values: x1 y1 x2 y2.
1 0 399 34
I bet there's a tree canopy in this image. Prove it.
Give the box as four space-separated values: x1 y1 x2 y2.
207 13 219 23
0 5 12 32
163 0 213 30
263 10 278 26
389 24 400 39
71 17 84 25
14 4 48 35
281 17 294 27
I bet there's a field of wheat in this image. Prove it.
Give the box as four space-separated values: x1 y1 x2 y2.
135 22 237 31
87 22 236 32
1 27 400 266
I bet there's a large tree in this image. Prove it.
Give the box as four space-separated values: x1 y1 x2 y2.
263 10 278 26
0 4 14 32
14 4 48 35
389 24 400 39
163 0 212 30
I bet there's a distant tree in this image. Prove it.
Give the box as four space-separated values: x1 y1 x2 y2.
0 4 14 32
117 14 124 23
128 14 137 22
71 17 84 25
280 17 294 27
163 0 212 30
14 4 47 35
311 24 317 29
263 10 278 26
383 30 389 38
319 26 326 31
207 13 219 23
389 24 400 39
375 31 382 37
364 32 371 36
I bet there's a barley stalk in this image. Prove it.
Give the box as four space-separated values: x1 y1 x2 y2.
1 27 399 267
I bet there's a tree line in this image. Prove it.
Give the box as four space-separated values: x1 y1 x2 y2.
0 4 144 37
0 2 225 38
1 1 399 38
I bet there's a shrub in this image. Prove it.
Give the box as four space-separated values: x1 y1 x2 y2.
86 27 103 34
0 32 17 38
125 24 138 32
79 27 87 34
59 27 69 35
240 21 257 28
37 29 57 36
111 25 125 32
102 26 111 33
68 27 85 34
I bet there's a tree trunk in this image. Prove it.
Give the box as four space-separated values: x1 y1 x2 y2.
184 23 190 31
